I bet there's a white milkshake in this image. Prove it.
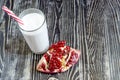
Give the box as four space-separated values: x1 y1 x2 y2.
18 9 49 53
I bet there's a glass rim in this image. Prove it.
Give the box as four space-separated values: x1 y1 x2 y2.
18 8 46 32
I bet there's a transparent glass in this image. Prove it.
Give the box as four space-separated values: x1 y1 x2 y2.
18 8 49 54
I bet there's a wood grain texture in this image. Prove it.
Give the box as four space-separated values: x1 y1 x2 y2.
86 0 120 80
0 0 119 80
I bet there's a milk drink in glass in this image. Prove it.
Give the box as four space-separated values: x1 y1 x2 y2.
18 8 49 54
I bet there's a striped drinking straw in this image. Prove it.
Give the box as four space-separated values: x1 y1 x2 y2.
2 6 24 25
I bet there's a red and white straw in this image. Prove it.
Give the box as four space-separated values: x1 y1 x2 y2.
2 6 24 25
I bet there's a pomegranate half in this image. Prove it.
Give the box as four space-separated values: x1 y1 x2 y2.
36 41 80 73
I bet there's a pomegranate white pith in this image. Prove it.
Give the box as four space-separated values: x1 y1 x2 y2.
36 41 80 73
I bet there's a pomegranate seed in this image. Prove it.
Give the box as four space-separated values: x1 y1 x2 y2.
44 54 50 63
41 63 46 70
49 44 56 50
64 46 70 54
50 51 63 59
48 57 62 71
66 51 78 66
56 40 66 47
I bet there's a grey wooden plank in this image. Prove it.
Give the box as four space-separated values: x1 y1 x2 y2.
105 0 120 80
55 0 85 79
86 0 120 80
0 0 8 79
0 0 33 80
31 0 85 80
86 0 108 79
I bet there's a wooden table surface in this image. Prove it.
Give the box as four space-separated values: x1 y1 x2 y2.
0 0 120 80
